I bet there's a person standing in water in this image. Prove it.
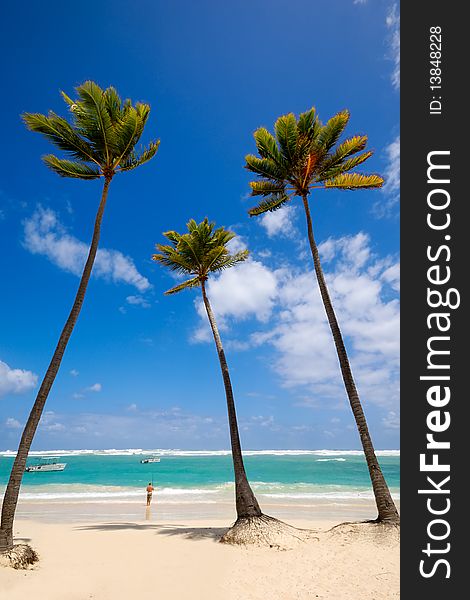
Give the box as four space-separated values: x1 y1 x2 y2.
146 482 155 506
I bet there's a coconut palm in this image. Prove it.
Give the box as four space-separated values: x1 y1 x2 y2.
152 219 304 544
0 81 159 558
244 108 399 524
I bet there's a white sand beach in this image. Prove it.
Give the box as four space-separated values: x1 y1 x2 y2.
1 501 399 600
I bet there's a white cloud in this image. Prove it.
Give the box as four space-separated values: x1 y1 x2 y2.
382 410 400 429
374 136 400 217
386 4 400 90
5 417 22 429
23 207 150 292
381 263 400 292
383 136 400 196
259 206 297 238
0 360 38 398
39 411 66 433
251 233 400 410
192 260 279 342
70 369 79 377
126 295 151 308
86 383 102 393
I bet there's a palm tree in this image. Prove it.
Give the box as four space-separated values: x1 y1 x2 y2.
0 81 159 558
152 219 305 545
244 108 399 525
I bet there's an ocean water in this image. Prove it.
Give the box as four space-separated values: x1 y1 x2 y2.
0 449 399 506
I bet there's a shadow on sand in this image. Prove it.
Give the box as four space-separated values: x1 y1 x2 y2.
155 525 229 541
74 522 178 532
74 522 229 541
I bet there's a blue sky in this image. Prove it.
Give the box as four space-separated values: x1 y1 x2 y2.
0 0 400 451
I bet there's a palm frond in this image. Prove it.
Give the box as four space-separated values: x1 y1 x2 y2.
249 180 286 197
164 277 201 295
248 193 290 216
74 81 118 162
104 86 123 124
119 140 160 171
324 173 384 190
318 135 368 173
244 155 286 180
315 110 350 154
297 107 317 135
274 113 298 163
22 112 99 164
318 151 373 181
253 128 283 163
211 249 249 272
42 155 101 179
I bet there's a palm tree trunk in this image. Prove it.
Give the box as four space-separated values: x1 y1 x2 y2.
200 280 262 519
301 194 399 524
0 177 113 553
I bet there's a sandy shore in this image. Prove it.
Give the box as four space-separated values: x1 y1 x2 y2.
0 501 399 600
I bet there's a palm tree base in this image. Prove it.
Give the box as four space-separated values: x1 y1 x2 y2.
0 544 39 569
328 519 400 540
220 514 316 548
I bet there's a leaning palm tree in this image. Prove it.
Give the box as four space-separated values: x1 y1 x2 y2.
152 219 307 545
0 81 159 561
245 108 399 525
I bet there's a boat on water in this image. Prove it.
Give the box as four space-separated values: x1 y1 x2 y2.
140 455 161 464
25 456 67 472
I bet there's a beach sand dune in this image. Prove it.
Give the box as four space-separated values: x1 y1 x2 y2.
0 517 399 600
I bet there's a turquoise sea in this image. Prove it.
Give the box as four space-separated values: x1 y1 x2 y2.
0 450 399 505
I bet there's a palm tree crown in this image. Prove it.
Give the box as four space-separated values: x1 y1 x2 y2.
152 218 249 294
245 107 383 215
22 80 160 181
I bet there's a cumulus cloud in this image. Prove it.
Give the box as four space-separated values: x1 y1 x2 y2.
192 259 279 342
248 233 400 411
5 417 22 429
39 411 66 433
126 295 151 308
0 360 38 398
259 206 297 238
23 207 150 292
85 383 102 393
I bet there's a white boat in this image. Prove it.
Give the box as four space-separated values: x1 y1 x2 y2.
140 455 161 464
25 456 67 472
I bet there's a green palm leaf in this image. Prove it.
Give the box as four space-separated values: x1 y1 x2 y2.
253 128 283 163
318 135 368 173
297 107 318 135
315 110 350 154
165 277 201 295
119 141 160 171
274 113 298 163
324 172 384 190
22 112 99 165
42 155 101 179
249 180 286 196
245 155 286 180
74 80 117 161
319 151 373 181
248 193 290 216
